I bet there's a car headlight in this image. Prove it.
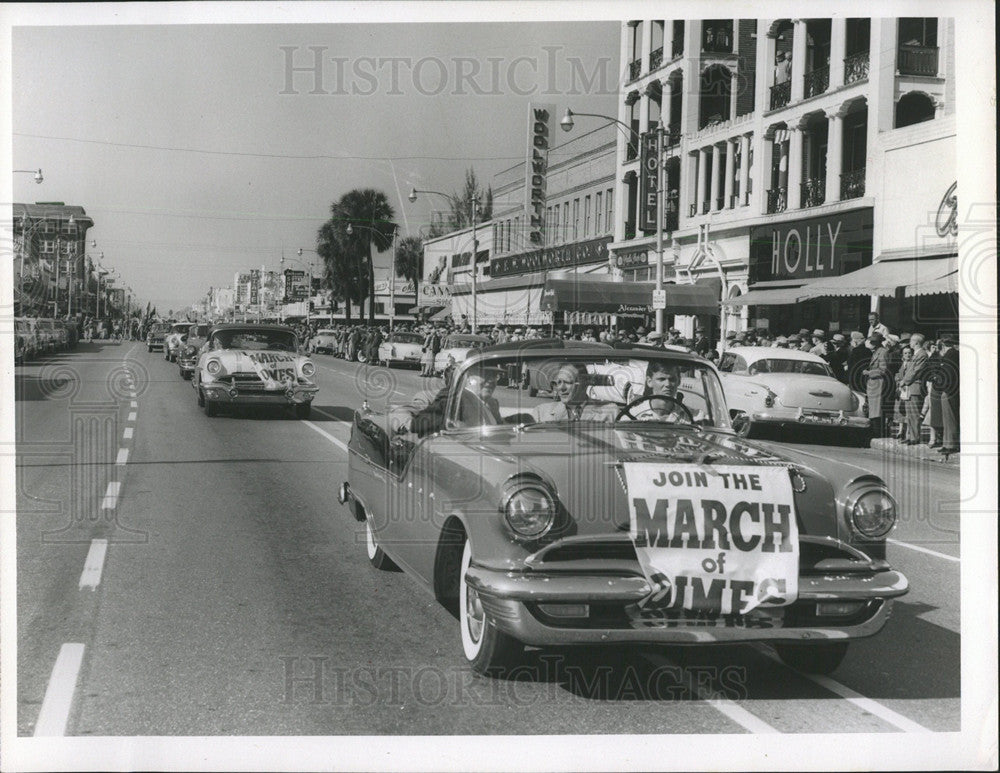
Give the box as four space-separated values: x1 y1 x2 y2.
184 345 197 356
763 389 776 408
206 359 222 375
300 361 315 378
501 482 556 539
847 488 898 539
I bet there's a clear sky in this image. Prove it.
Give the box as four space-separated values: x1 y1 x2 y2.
10 12 619 313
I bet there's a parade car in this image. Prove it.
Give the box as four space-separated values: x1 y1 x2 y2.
192 323 319 418
176 323 212 379
147 322 169 352
340 343 907 677
718 347 869 440
309 329 339 355
433 333 491 376
15 318 40 363
378 331 425 368
164 322 192 363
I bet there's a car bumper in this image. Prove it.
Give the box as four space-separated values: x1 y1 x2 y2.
178 358 197 372
148 341 165 350
200 382 319 405
749 408 869 429
464 565 907 645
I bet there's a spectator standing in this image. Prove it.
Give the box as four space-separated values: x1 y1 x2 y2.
935 337 960 453
862 332 893 437
924 341 945 447
846 331 869 392
809 329 831 360
867 311 891 339
828 333 849 382
897 335 928 444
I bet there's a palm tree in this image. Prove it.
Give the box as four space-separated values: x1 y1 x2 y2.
394 235 424 299
315 217 365 322
335 189 396 325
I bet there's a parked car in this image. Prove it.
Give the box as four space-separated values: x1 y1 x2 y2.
14 318 39 363
177 323 212 379
192 323 318 418
718 347 869 440
147 322 169 352
164 322 191 362
34 318 58 353
432 333 491 376
377 331 425 368
309 329 339 355
340 343 907 677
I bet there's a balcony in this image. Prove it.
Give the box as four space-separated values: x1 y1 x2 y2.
671 38 684 59
769 81 791 110
844 51 870 84
716 196 725 211
664 209 679 231
625 134 639 161
803 66 829 99
897 45 939 76
702 201 711 214
801 177 826 208
689 204 698 217
729 193 739 209
628 58 642 81
650 46 664 71
766 188 787 214
664 128 681 148
840 168 865 200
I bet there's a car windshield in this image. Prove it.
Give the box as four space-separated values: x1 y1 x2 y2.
444 335 489 349
151 324 169 334
748 358 832 377
171 324 189 334
428 352 731 432
389 333 423 344
210 329 298 352
195 325 210 337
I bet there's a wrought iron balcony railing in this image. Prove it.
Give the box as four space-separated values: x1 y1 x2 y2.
671 38 684 59
702 200 711 214
650 47 664 71
803 66 829 99
840 168 865 200
689 203 698 217
769 81 791 110
625 133 639 161
628 58 642 81
801 177 826 208
716 196 725 211
664 210 679 232
843 51 870 84
766 188 787 214
897 45 939 76
665 127 681 147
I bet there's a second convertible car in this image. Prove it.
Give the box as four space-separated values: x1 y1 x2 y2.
340 343 907 677
192 323 318 418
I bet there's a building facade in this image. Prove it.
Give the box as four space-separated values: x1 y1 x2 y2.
611 16 956 341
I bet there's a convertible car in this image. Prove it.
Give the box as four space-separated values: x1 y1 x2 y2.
177 323 212 379
718 347 869 440
164 321 192 363
340 343 907 676
192 323 318 418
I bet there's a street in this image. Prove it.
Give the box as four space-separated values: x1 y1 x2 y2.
16 341 961 736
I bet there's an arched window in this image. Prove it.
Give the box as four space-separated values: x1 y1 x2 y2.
895 92 935 128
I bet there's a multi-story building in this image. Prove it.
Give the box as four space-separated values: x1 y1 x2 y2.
610 16 956 340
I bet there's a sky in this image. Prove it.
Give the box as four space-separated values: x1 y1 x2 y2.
9 11 620 313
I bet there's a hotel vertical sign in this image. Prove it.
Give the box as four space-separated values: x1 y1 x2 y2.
639 132 659 232
525 103 554 247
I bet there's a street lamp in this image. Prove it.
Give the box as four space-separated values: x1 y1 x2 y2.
346 223 399 330
408 187 480 333
562 107 670 335
14 168 44 184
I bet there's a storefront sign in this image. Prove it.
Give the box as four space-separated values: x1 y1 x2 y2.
417 283 452 307
750 208 873 283
283 269 308 301
616 250 649 269
249 269 260 305
491 235 612 278
639 132 659 232
617 303 652 314
525 103 554 247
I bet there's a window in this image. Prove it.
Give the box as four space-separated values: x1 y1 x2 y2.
513 217 520 251
505 219 512 252
42 221 55 234
545 207 553 245
595 192 603 233
41 240 56 254
584 196 592 237
562 202 569 243
606 188 614 232
553 205 560 243
572 199 580 241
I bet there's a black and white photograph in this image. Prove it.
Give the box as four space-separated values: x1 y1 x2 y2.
1 2 996 770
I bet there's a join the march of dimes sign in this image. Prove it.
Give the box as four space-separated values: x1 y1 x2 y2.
623 464 799 616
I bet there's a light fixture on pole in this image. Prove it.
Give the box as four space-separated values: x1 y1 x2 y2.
345 222 397 328
14 168 43 184
562 107 669 335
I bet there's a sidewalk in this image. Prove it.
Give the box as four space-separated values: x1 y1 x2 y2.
870 437 960 466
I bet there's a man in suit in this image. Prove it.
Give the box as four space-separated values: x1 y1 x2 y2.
863 332 892 437
534 363 617 423
936 337 960 453
898 333 929 444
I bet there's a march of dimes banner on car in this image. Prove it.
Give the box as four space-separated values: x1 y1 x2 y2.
623 463 799 615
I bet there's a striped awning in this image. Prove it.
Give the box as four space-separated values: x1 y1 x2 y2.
722 283 806 306
540 277 719 315
797 256 957 299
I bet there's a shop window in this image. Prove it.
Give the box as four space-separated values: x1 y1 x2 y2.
584 195 592 237
595 192 603 233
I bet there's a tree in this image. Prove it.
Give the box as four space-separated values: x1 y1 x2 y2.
424 168 494 237
330 189 397 325
315 217 365 322
394 234 424 299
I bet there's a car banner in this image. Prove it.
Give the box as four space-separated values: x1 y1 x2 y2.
241 351 297 389
623 463 799 616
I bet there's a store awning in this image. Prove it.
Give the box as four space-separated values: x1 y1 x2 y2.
797 256 957 299
906 270 958 297
722 283 807 307
540 278 719 315
429 307 452 321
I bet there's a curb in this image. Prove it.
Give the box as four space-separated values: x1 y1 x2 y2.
870 437 960 466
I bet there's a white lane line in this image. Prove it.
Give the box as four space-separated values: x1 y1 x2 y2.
101 481 121 509
643 653 779 734
78 539 109 590
34 643 85 736
130 400 137 408
127 411 137 422
887 538 960 563
753 645 930 732
301 419 349 452
123 427 134 440
311 405 352 426
115 448 129 466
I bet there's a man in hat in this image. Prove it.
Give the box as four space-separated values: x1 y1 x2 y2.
645 331 665 348
846 331 870 392
787 334 802 348
809 328 831 360
829 332 849 382
775 335 789 349
935 336 959 453
862 332 893 436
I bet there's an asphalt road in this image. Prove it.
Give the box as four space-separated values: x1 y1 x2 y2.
15 341 961 736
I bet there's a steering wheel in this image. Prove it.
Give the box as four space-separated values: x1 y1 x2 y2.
616 394 694 423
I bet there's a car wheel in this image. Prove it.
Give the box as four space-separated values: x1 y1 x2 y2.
365 514 396 570
294 403 311 420
774 641 849 675
459 538 522 676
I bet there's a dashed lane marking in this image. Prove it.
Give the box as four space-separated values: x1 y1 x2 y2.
127 411 137 422
101 481 121 510
301 418 349 452
123 427 133 440
887 538 959 563
130 400 137 408
78 539 108 590
34 643 85 736
115 448 129 466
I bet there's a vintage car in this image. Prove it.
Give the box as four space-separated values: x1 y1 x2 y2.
34 318 61 353
192 323 318 418
433 333 491 376
177 323 212 379
164 322 191 362
377 331 425 368
341 343 907 677
147 322 169 352
309 329 339 355
718 346 869 440
14 318 40 363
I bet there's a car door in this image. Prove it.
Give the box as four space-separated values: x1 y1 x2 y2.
718 352 752 413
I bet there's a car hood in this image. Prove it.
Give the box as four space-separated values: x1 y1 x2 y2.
444 423 847 540
202 349 308 381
